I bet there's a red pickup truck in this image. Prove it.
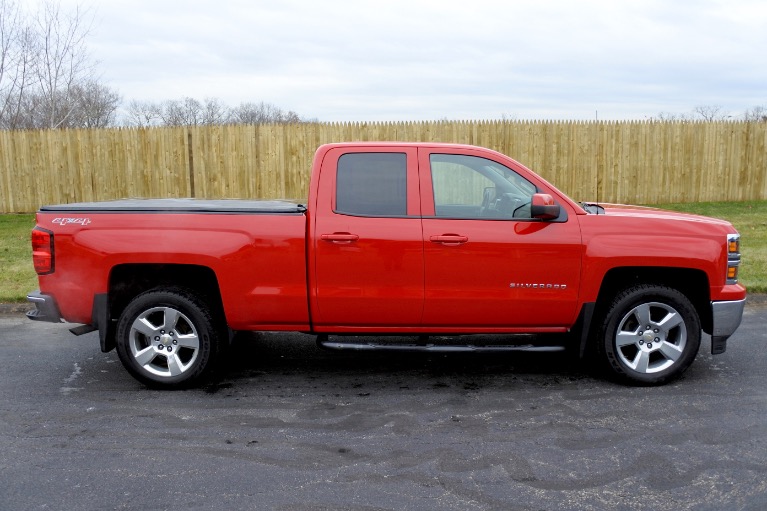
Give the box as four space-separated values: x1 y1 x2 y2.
27 142 746 388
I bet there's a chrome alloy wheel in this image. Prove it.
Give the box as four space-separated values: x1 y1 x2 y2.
128 306 201 378
614 302 688 374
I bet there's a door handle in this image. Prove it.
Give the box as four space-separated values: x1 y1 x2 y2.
430 234 468 244
320 233 360 242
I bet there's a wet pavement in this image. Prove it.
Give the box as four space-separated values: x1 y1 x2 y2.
1 303 766 510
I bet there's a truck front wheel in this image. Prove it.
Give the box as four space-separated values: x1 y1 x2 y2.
598 285 701 385
116 288 223 388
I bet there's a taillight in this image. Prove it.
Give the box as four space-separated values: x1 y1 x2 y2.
726 233 740 285
32 227 54 275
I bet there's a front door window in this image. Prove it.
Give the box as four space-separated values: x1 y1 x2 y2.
430 154 537 220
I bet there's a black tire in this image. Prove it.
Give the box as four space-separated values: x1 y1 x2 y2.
116 287 224 388
597 284 701 385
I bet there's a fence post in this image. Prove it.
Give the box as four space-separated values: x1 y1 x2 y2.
187 129 195 198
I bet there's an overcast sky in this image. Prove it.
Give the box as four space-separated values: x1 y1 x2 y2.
51 0 767 121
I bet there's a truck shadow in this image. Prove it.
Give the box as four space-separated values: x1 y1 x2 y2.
213 331 596 392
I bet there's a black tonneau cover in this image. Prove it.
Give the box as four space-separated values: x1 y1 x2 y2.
39 198 306 214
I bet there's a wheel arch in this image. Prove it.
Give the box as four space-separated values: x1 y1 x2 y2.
99 263 225 353
578 266 712 358
594 266 712 334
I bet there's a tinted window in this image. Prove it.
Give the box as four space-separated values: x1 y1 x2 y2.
336 153 407 216
431 154 537 219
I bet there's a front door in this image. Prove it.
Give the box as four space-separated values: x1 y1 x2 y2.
419 149 582 330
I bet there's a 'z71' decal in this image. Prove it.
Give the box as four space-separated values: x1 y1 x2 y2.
52 217 92 226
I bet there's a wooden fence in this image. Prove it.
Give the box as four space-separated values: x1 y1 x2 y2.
1 121 765 213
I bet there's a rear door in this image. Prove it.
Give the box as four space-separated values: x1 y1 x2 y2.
311 146 424 329
419 148 582 329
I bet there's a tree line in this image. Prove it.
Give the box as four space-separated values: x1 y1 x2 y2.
1 0 765 130
656 105 767 122
124 98 310 128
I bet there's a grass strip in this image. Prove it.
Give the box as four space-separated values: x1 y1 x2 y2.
0 214 36 303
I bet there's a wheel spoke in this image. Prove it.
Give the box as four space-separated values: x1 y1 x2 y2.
163 308 181 331
657 311 683 331
632 350 651 373
167 354 184 376
658 341 683 361
633 303 652 327
133 317 159 338
616 331 639 348
134 346 156 367
176 333 199 349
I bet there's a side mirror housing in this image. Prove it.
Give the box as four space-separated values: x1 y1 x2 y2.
531 193 560 220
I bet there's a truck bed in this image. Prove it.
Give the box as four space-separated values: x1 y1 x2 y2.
33 199 310 330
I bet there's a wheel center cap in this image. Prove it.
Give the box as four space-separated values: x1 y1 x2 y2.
643 331 655 342
160 334 173 346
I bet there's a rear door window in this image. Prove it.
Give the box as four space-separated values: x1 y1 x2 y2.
336 153 407 216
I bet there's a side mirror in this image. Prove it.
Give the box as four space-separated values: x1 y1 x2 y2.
531 193 560 220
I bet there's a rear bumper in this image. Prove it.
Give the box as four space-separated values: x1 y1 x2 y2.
26 291 63 323
710 298 746 354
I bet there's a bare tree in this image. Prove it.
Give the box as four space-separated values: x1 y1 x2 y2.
692 105 730 121
157 97 200 126
655 111 692 122
151 97 230 126
229 101 302 124
0 0 19 120
655 106 736 122
69 79 120 127
282 110 302 123
124 99 161 127
0 0 36 128
743 106 767 122
32 0 94 128
200 97 229 125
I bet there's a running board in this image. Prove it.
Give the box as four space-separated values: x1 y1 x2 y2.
316 336 566 353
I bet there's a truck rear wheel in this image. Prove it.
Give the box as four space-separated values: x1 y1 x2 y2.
116 288 223 388
597 284 701 385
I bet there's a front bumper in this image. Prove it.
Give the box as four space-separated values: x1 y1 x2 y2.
710 298 746 354
26 290 63 323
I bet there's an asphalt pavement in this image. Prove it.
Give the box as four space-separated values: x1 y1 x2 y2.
1 303 766 511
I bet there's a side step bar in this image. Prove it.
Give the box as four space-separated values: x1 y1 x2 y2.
316 335 566 353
